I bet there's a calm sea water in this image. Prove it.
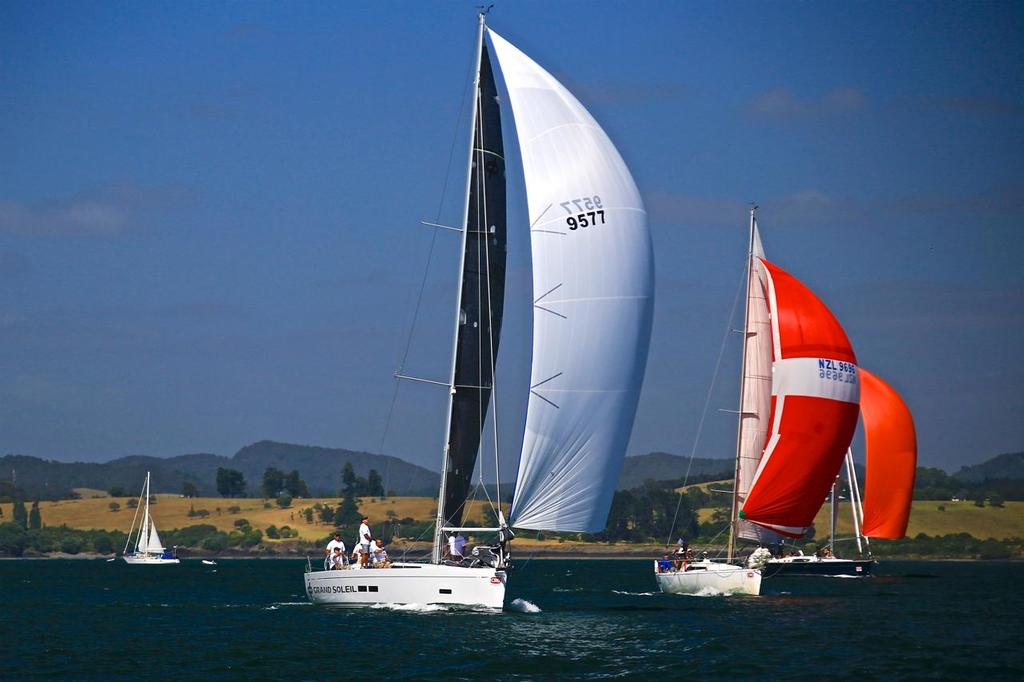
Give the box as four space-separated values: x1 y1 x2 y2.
2 558 1021 680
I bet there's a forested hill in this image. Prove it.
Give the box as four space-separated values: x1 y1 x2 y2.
954 452 1024 483
0 441 439 499
616 452 733 489
1 444 732 501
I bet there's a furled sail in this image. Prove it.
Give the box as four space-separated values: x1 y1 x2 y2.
488 29 655 532
440 43 507 528
735 222 782 544
740 260 860 537
859 368 916 538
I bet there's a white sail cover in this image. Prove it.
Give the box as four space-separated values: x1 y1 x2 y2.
736 221 781 544
488 30 654 532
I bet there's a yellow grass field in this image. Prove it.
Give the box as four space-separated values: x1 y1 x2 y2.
0 495 500 542
693 501 1024 541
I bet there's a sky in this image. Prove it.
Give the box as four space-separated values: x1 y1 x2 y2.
1 1 1022 480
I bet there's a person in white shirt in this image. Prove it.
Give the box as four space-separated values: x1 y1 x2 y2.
448 532 467 563
330 547 345 570
368 538 388 567
356 516 372 566
324 533 345 569
326 533 345 556
351 544 365 569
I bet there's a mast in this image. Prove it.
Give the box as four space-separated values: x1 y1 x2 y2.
432 12 487 564
829 476 838 556
727 205 757 562
846 448 868 554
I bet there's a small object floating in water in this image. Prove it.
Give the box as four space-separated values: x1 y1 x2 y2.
202 560 217 565
106 557 116 562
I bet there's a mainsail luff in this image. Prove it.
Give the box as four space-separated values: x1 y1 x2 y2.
432 15 507 562
488 29 654 532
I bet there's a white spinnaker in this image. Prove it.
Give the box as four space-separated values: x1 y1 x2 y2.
488 30 654 532
736 222 781 544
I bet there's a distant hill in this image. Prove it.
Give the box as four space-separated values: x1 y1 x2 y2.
617 452 733 489
0 441 439 499
954 452 1024 483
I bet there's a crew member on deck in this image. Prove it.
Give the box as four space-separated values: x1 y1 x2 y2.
448 531 467 563
326 532 345 559
356 516 372 566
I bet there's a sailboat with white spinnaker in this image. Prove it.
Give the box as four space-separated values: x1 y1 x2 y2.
304 11 653 609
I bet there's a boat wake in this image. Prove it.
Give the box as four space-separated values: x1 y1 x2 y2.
691 587 732 598
370 602 452 613
611 590 656 597
508 598 542 613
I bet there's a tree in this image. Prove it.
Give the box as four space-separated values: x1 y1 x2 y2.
265 525 280 539
262 467 286 499
108 485 128 497
335 488 361 526
277 493 293 508
216 468 247 498
12 500 27 529
285 470 308 498
989 493 1005 508
181 482 199 498
303 508 314 524
0 522 28 556
28 501 41 529
109 502 121 512
341 463 357 493
367 469 384 498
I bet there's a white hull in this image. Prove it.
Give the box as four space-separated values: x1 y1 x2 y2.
305 563 506 609
123 553 180 565
655 560 761 596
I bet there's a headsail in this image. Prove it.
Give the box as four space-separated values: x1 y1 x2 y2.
438 40 508 529
859 368 916 538
145 521 165 553
734 219 782 545
488 29 655 532
740 259 860 537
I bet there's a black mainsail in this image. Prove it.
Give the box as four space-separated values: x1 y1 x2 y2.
439 45 507 533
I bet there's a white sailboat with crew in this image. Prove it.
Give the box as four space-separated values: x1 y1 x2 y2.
304 11 653 609
122 471 179 565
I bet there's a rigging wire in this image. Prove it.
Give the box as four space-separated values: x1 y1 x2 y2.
375 40 478 497
663 259 747 549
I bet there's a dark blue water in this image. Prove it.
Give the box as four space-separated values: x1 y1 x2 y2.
2 559 1021 679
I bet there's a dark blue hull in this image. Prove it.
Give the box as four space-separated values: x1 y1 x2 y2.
762 558 874 577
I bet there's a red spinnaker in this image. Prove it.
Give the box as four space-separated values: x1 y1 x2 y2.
859 369 917 538
740 259 860 538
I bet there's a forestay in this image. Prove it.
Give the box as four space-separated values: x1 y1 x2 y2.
487 29 654 532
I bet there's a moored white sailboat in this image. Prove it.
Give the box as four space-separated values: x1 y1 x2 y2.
122 472 179 565
305 12 653 609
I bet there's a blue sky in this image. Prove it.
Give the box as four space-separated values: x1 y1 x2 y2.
1 1 1021 478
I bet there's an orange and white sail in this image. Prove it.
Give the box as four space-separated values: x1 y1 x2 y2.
859 369 917 538
739 260 860 537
